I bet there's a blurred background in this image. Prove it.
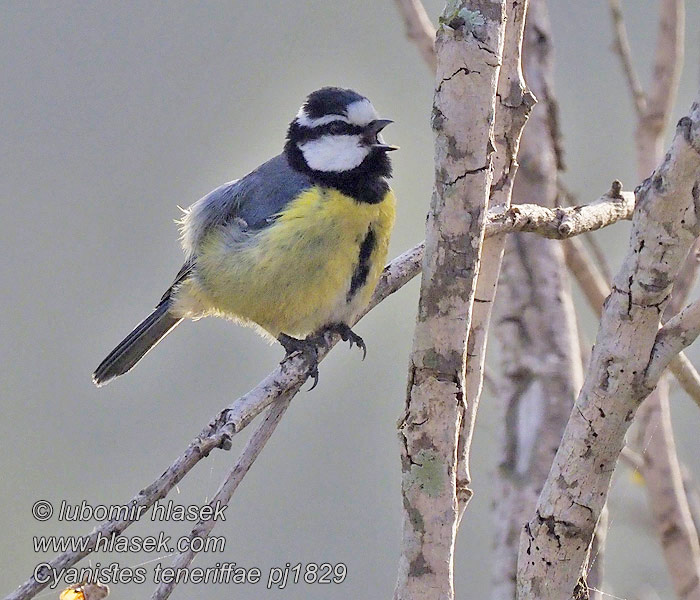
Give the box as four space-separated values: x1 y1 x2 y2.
2 2 700 599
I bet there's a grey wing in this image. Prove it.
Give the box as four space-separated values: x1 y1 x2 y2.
179 153 313 255
159 259 195 304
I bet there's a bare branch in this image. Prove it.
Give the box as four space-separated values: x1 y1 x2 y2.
636 0 685 177
518 97 700 599
487 184 634 239
151 398 291 600
393 0 437 71
607 0 647 116
622 4 700 594
647 298 700 386
4 191 688 600
563 235 610 315
558 178 613 282
668 352 700 410
563 233 700 410
636 377 700 600
460 0 534 522
395 1 507 596
667 239 700 318
491 3 582 595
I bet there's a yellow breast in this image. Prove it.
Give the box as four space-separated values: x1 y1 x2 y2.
185 186 396 339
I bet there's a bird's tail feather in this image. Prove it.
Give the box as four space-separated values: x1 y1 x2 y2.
93 302 182 386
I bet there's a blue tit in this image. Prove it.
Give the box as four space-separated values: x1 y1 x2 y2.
93 87 398 388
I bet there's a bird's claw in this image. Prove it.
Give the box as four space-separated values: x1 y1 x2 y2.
327 324 367 360
278 333 320 390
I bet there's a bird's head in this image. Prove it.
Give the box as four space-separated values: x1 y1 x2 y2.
285 87 397 180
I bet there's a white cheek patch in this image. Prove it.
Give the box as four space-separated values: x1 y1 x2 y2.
346 99 378 126
298 135 369 172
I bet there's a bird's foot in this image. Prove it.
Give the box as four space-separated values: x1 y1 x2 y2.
278 333 320 390
325 323 367 360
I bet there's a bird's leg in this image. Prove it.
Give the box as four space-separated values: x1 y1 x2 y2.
324 323 367 360
278 333 320 390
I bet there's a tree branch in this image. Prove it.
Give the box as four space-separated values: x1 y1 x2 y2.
150 397 291 600
607 0 647 116
636 376 700 600
562 230 700 412
395 1 507 597
611 4 700 595
487 182 634 238
491 3 584 596
635 0 685 178
517 96 700 600
393 0 437 71
647 298 700 386
3 192 678 600
460 0 534 522
558 179 613 282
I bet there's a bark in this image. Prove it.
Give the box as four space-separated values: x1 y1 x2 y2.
395 2 506 598
517 96 700 600
631 1 700 595
587 504 608 600
491 2 583 597
460 0 534 520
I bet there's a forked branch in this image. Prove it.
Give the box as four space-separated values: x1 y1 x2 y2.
5 189 692 600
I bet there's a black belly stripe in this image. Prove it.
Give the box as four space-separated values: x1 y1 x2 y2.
347 228 376 303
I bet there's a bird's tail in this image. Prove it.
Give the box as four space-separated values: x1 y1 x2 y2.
92 301 182 386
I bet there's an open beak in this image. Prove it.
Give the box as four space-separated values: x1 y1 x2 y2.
367 119 399 151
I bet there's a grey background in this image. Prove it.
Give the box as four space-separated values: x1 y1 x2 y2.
2 2 700 599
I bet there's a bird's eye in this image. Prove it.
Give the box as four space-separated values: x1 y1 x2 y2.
327 121 347 135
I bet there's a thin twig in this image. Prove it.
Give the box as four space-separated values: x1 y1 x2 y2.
393 0 437 71
608 0 647 116
150 397 291 600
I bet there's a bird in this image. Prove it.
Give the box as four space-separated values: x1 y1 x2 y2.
93 87 398 388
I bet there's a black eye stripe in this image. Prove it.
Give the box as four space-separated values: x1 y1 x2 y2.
294 120 365 142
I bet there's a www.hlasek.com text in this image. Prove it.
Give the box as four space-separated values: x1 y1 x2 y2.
33 531 225 554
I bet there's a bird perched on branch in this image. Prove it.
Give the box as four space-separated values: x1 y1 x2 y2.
93 87 397 388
